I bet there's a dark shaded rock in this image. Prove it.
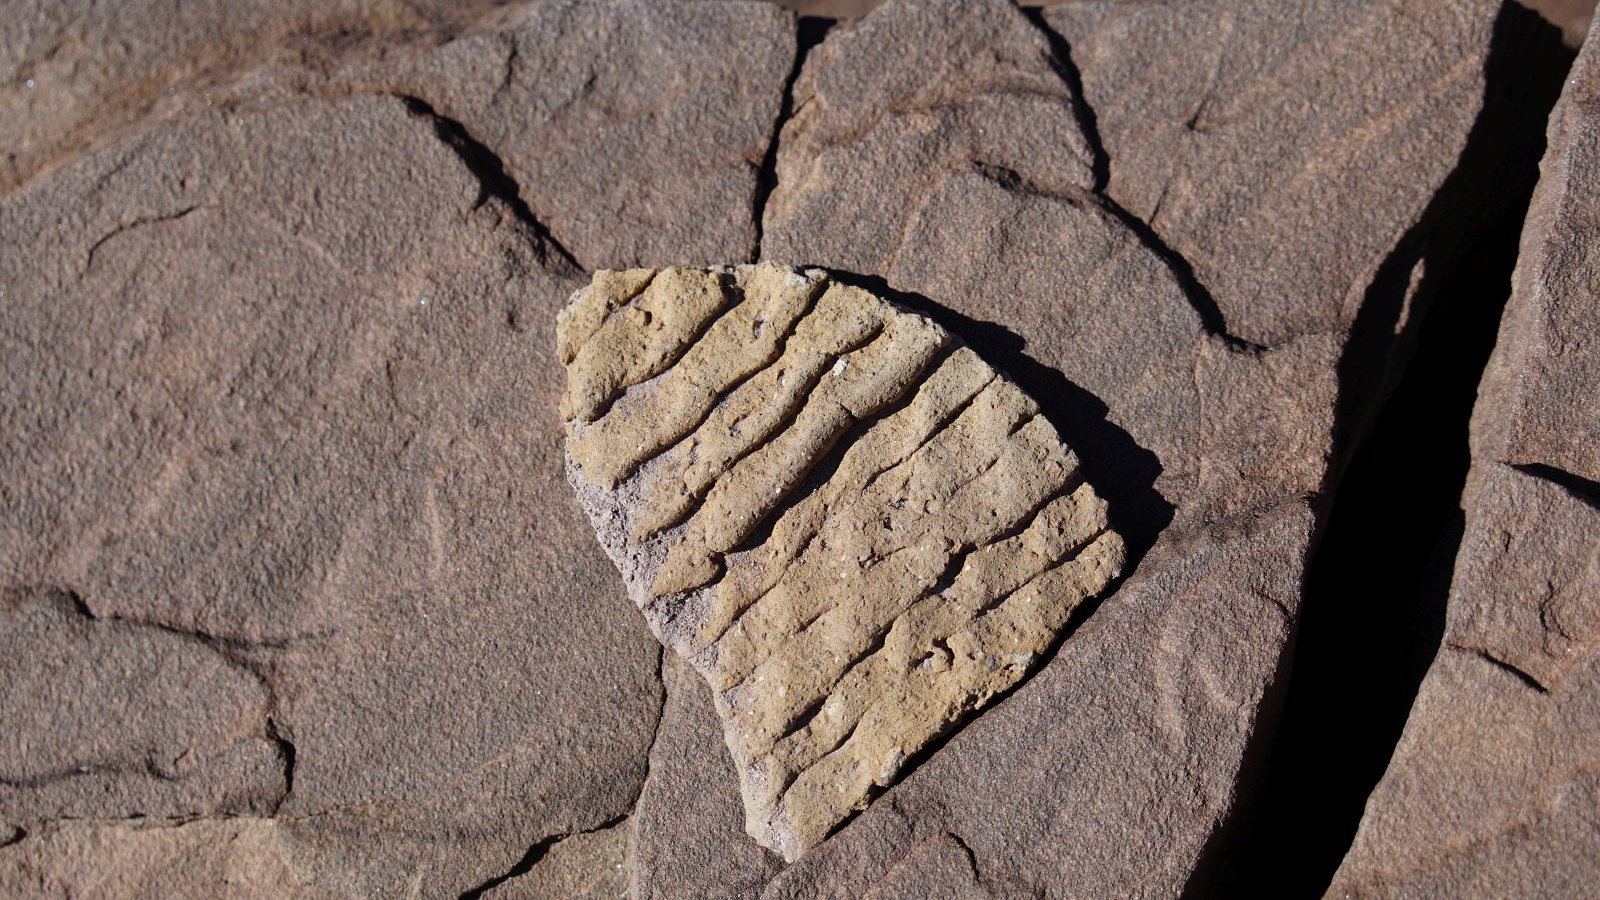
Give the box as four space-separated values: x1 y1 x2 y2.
1328 16 1600 896
0 93 661 896
1520 0 1597 46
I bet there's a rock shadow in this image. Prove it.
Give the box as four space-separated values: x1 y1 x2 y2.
822 270 1174 571
1206 6 1576 897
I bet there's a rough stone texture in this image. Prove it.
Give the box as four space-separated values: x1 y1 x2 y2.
367 0 797 269
1046 0 1495 348
0 0 1533 894
744 0 1497 893
1 588 283 820
0 818 322 899
763 0 1097 276
1327 15 1600 897
484 820 630 900
3 0 796 272
0 0 513 195
629 654 786 899
0 93 662 896
560 263 1126 860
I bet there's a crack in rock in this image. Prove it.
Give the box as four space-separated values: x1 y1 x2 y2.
395 94 584 275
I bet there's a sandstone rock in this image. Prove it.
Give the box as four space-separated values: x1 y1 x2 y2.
0 0 1526 893
559 263 1126 860
1046 0 1497 347
762 0 1097 277
0 93 661 896
0 818 320 899
3 0 797 272
484 820 630 900
628 654 786 900
373 0 797 269
1327 15 1600 896
0 0 494 194
0 588 283 820
744 0 1497 892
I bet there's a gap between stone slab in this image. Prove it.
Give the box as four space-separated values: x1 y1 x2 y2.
752 16 837 264
1186 7 1578 898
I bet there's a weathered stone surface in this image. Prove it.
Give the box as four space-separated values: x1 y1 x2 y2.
0 818 321 899
1328 16 1600 896
0 0 507 194
4 0 796 271
1046 0 1496 347
484 820 630 900
370 0 797 269
560 263 1126 860
762 0 1097 277
744 0 1497 892
0 588 283 820
629 655 786 899
0 0 1534 893
762 502 1312 899
0 93 661 896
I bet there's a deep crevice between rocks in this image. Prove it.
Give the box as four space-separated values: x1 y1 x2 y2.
1019 6 1108 193
1190 7 1576 897
752 16 836 263
395 94 585 275
264 718 297 815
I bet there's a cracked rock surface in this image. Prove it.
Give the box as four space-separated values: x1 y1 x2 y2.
0 92 663 896
559 263 1125 860
1327 14 1600 897
0 0 1567 895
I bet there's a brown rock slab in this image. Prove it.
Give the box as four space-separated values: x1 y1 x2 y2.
0 0 518 194
0 0 1525 892
560 263 1126 860
761 0 1097 277
744 0 1497 891
0 588 283 820
0 818 322 899
371 0 798 269
1045 0 1498 347
0 92 661 896
4 0 797 270
484 820 630 900
1328 16 1600 896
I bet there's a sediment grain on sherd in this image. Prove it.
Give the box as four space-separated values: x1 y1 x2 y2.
559 263 1125 860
